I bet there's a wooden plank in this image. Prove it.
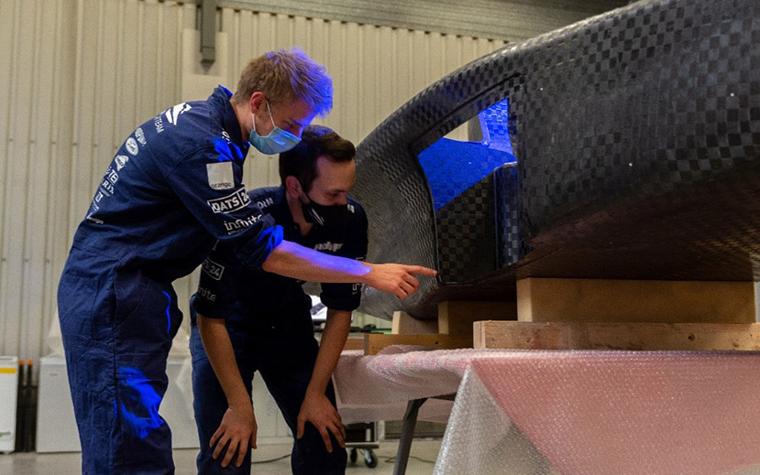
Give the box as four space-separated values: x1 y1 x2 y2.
517 278 755 324
474 320 760 351
342 336 365 351
363 334 472 356
438 301 516 338
391 311 438 335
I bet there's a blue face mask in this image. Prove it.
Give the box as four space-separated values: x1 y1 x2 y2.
248 101 301 155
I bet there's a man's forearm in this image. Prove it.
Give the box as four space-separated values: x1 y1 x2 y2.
197 315 250 409
262 240 370 283
262 240 437 301
306 309 352 395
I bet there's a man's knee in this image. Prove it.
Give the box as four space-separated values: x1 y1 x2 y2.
197 451 252 475
292 424 347 475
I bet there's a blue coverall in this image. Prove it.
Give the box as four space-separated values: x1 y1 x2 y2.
57 86 283 474
190 186 367 475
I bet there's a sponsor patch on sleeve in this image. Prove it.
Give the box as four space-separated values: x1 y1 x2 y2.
207 162 235 190
207 188 251 214
201 258 225 281
223 213 263 235
197 286 217 302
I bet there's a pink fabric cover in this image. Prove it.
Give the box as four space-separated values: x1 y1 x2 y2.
472 351 760 475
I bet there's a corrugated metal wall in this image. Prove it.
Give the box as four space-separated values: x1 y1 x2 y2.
0 0 508 359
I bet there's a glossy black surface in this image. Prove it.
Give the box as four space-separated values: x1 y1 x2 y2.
353 0 760 319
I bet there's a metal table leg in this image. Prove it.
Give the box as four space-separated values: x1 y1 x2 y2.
393 398 427 475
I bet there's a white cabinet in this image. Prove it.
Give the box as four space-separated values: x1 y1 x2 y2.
35 356 291 453
0 356 18 453
36 356 199 452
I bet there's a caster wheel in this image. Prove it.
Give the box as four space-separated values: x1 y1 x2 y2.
349 448 358 465
363 448 378 468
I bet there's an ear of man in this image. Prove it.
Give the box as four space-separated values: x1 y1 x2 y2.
284 175 303 199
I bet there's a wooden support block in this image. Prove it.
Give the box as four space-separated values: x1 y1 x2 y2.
517 278 755 324
437 301 517 338
363 333 472 355
343 336 365 351
391 311 438 335
474 320 760 351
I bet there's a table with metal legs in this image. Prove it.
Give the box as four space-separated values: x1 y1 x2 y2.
393 394 456 475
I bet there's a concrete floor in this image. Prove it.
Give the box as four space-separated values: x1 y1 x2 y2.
0 440 442 474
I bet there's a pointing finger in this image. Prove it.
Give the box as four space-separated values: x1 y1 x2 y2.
404 265 437 277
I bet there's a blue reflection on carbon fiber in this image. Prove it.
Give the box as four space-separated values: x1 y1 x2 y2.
418 99 516 211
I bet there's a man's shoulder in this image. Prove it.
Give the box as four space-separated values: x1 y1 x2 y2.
153 99 214 139
146 98 241 162
247 186 281 213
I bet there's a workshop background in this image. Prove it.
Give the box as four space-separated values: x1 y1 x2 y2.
0 0 628 361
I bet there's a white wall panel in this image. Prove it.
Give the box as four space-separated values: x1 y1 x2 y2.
3 0 610 360
219 0 629 43
216 10 507 191
0 0 194 360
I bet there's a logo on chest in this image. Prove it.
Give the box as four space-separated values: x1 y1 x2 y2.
313 241 343 253
256 196 274 210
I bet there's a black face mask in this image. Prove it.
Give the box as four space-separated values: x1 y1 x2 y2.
302 191 349 228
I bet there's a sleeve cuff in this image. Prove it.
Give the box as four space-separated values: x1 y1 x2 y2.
190 292 227 320
238 222 284 270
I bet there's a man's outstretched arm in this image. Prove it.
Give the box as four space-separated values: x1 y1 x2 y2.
262 240 436 300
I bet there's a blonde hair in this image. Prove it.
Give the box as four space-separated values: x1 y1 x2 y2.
232 48 333 117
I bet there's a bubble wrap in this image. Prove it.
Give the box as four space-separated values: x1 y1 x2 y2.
435 367 551 475
336 348 760 474
334 348 467 424
442 351 760 474
334 348 526 423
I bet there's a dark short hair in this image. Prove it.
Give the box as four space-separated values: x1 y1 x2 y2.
278 125 356 192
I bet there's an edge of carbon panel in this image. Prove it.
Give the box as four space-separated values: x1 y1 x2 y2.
354 0 760 319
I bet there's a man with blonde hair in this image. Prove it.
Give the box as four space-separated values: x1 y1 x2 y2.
58 48 435 474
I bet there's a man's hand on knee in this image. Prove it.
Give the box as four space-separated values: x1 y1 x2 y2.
210 404 258 468
296 391 345 453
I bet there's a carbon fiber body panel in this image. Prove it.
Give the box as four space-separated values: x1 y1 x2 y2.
353 0 760 319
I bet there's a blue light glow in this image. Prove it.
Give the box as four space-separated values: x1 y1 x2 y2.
117 367 164 440
418 99 516 211
214 136 243 162
161 291 172 335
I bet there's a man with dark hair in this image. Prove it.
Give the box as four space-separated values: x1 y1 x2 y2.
190 126 369 474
